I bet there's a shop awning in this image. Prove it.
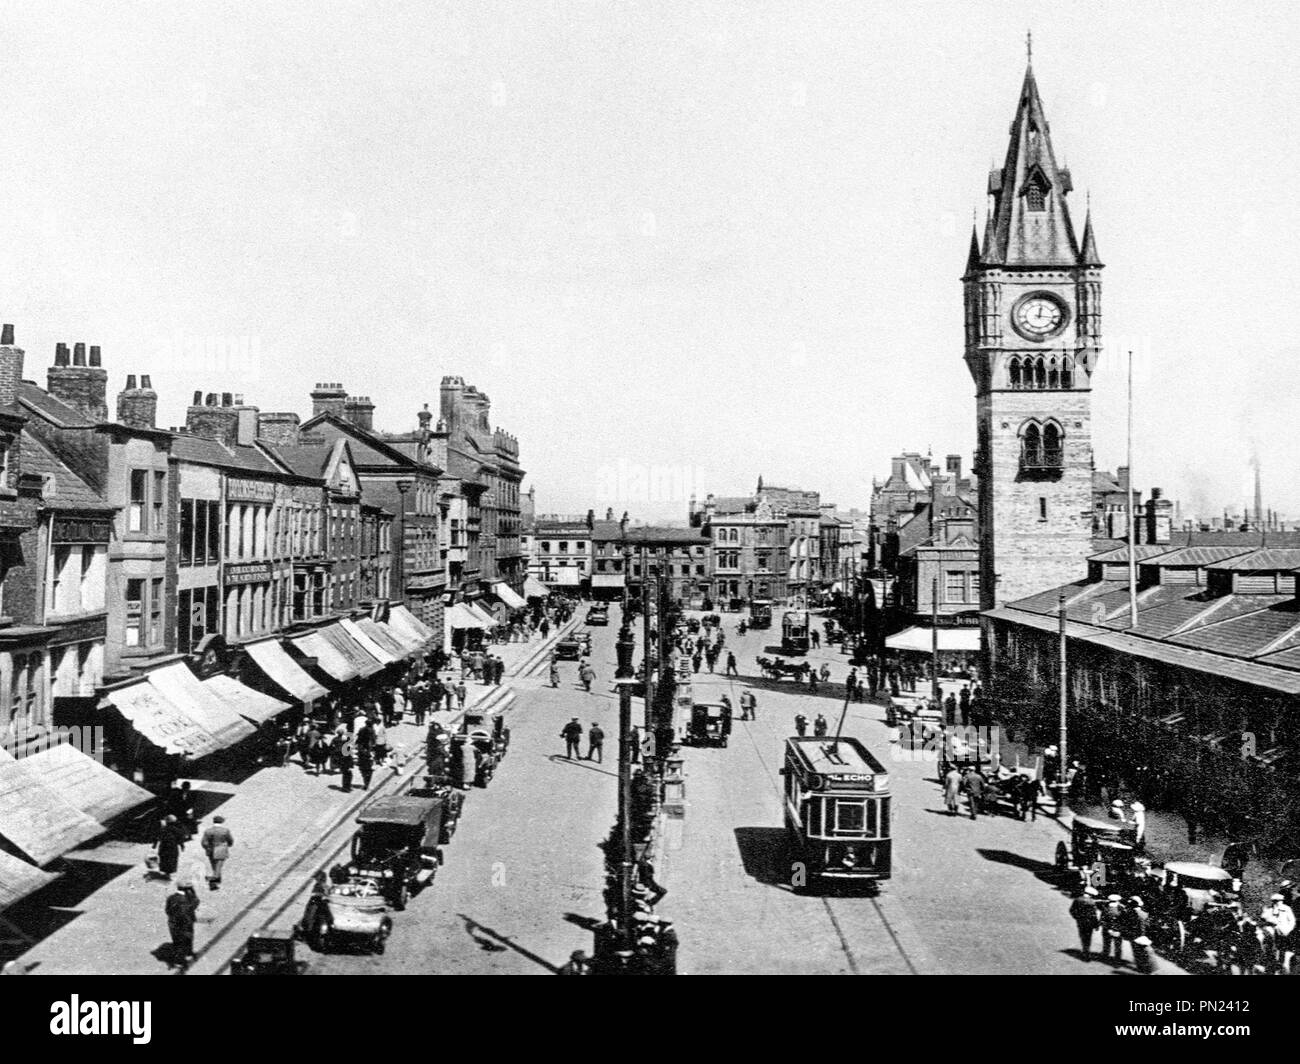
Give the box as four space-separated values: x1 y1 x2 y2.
447 602 493 630
340 618 398 666
467 603 498 627
592 573 625 588
146 663 258 748
19 743 152 825
244 638 328 703
318 624 385 679
494 583 527 610
545 569 581 586
101 679 224 759
290 630 360 683
389 604 436 646
202 675 293 726
356 618 414 659
885 626 982 653
0 848 57 911
523 576 550 598
0 748 104 866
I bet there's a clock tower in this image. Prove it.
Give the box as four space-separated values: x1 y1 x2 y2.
965 60 1103 612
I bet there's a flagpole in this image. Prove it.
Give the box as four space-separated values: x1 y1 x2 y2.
1127 350 1138 628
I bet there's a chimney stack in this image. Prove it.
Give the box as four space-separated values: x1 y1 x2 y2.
117 373 158 429
48 340 108 421
186 389 250 446
257 412 301 446
343 394 375 432
310 381 348 419
417 403 432 431
0 324 23 411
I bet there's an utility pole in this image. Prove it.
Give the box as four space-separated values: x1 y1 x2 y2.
642 545 655 739
1058 591 1069 791
616 678 634 949
1127 350 1138 628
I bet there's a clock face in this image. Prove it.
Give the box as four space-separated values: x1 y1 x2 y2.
1012 293 1068 340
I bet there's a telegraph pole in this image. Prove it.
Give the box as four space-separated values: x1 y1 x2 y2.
616 678 634 949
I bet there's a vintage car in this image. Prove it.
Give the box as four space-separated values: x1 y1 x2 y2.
586 606 610 626
298 876 394 955
229 928 307 975
406 776 466 844
886 693 943 728
347 795 446 910
1055 814 1141 892
462 709 511 760
466 729 500 785
1148 861 1240 960
685 701 733 747
555 636 583 661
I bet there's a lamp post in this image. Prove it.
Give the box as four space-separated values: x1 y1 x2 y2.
615 677 635 951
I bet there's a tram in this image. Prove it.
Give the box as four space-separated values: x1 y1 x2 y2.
781 610 811 654
781 736 891 891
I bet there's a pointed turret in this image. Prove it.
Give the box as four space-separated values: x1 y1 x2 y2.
983 64 1080 266
1078 209 1102 266
964 224 982 273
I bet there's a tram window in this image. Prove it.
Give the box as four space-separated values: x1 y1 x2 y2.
833 800 866 834
807 798 822 835
865 799 877 837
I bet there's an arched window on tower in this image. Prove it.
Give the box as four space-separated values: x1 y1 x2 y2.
1061 359 1073 389
1034 358 1047 389
1008 358 1022 388
1043 422 1063 469
1047 357 1059 389
1021 422 1042 470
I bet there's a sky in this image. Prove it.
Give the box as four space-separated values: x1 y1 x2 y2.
0 1 1296 524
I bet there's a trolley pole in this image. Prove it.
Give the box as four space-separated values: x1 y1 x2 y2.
616 678 634 949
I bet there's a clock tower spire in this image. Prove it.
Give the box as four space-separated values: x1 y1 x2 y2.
966 59 1103 613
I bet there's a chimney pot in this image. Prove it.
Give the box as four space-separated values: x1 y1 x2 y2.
125 374 137 390
73 342 86 366
0 324 12 345
193 390 203 405
233 393 244 405
88 345 102 367
221 392 233 407
141 375 152 390
54 342 68 366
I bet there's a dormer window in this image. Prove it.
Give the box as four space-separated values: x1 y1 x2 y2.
1026 183 1046 211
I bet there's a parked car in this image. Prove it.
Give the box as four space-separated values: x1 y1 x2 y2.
298 877 393 955
347 795 446 910
229 928 307 975
586 606 610 626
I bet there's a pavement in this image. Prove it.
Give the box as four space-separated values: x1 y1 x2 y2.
4 618 577 976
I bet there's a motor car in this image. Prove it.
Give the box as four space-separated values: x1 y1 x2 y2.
348 795 446 910
298 877 393 954
685 701 732 747
229 928 307 975
555 636 583 660
586 606 610 626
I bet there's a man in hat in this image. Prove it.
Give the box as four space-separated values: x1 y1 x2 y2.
561 718 583 760
558 949 590 975
1069 886 1101 960
1108 799 1128 823
586 722 605 763
1130 801 1147 849
164 882 200 969
200 815 234 891
1100 894 1126 964
1261 892 1296 970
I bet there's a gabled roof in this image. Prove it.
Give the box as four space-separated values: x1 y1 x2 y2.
19 432 112 513
982 65 1082 267
170 433 284 475
1089 543 1181 564
263 439 357 494
18 381 94 428
1143 545 1257 567
1206 548 1300 572
299 412 437 474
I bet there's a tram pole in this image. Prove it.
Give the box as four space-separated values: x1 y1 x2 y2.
616 677 634 950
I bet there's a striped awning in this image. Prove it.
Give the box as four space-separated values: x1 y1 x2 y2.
523 576 550 598
0 748 104 866
146 663 258 747
494 583 527 610
244 638 329 703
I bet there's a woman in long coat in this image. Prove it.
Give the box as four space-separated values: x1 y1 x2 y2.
155 815 186 879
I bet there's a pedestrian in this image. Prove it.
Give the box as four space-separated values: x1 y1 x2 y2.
959 685 971 726
811 629 821 649
338 730 356 792
429 677 445 718
943 765 963 815
963 765 984 819
629 725 642 764
458 738 478 789
813 713 828 737
357 741 374 789
549 659 561 688
164 883 200 969
637 855 668 906
846 670 857 701
540 617 550 639
794 712 808 736
740 690 756 721
726 651 738 677
587 723 605 763
579 662 595 692
167 781 197 839
1130 801 1147 849
558 949 590 975
1069 886 1101 961
154 814 186 880
819 663 830 684
200 816 234 891
309 728 329 776
1100 894 1125 964
808 668 818 693
692 652 702 674
944 692 958 725
450 679 464 710
372 719 389 766
561 718 583 760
